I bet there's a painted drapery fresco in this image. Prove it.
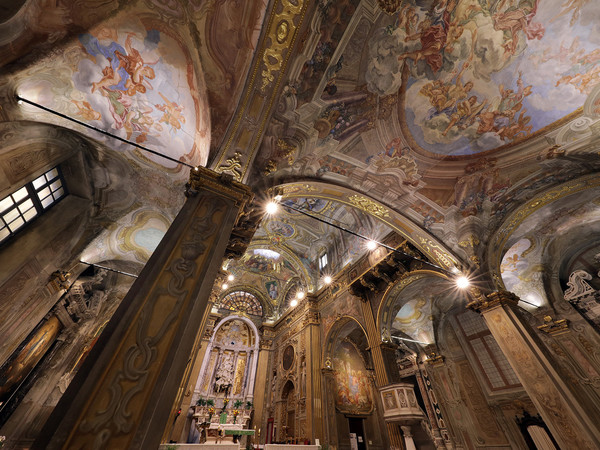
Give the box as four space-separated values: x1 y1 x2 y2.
333 340 373 413
17 15 208 171
367 0 600 155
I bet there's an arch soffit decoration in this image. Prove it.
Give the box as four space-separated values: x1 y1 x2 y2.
217 286 272 318
274 181 461 271
323 315 369 367
244 239 312 290
208 314 260 350
488 173 600 290
377 270 453 344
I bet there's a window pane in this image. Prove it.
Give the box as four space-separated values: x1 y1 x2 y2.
23 208 37 222
41 196 54 208
38 187 50 199
8 216 24 231
33 174 46 189
0 227 9 241
18 199 33 213
50 180 62 192
54 187 65 199
3 208 19 223
13 186 28 202
46 168 58 180
0 196 13 213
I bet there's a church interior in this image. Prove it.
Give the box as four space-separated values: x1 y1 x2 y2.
1 0 600 449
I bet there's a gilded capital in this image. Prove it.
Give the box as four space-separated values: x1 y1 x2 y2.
537 316 569 336
467 289 519 313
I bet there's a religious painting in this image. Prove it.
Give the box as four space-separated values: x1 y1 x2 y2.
365 0 600 156
0 316 61 407
266 220 296 238
266 280 279 300
333 341 373 414
282 345 295 371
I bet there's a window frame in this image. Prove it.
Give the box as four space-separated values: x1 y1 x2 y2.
0 166 68 245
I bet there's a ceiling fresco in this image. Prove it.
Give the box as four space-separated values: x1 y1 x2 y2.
15 15 209 174
366 0 599 156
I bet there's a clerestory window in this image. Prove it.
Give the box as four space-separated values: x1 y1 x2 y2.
0 167 67 244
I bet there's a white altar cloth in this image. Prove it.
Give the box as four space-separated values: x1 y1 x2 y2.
159 444 239 450
264 445 320 450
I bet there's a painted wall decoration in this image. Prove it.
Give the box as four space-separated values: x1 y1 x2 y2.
333 340 373 413
366 0 600 155
392 296 435 344
17 15 209 172
0 316 61 408
266 280 279 300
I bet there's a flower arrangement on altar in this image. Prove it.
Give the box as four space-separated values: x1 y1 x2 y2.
232 409 239 423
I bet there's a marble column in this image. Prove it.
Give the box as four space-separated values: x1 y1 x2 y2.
34 167 256 450
468 290 600 449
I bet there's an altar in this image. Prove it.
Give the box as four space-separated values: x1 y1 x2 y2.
158 444 239 450
264 445 321 450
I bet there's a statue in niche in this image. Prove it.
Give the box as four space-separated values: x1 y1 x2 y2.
214 352 234 395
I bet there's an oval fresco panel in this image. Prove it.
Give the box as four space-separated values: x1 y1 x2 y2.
366 0 600 156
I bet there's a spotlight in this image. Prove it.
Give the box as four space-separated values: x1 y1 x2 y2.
227 274 235 282
266 201 278 214
194 166 199 171
323 275 332 284
274 194 283 202
456 276 470 289
296 291 305 299
222 283 228 290
450 267 460 274
290 299 298 307
366 240 377 251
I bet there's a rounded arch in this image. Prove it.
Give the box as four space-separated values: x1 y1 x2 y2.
272 181 462 271
377 270 462 349
216 287 269 318
488 173 600 302
323 315 370 368
193 315 260 402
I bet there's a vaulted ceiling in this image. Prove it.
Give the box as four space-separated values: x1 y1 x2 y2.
1 0 600 322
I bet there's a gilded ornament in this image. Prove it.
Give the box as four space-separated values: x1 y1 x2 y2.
348 195 390 218
218 151 243 181
537 316 569 336
262 0 304 90
458 235 480 248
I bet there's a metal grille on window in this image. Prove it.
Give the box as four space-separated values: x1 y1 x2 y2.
0 166 67 244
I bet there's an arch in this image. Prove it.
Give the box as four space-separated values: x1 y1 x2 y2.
488 173 600 292
216 290 264 317
218 285 272 318
272 181 462 271
323 315 369 368
193 315 260 402
377 270 454 346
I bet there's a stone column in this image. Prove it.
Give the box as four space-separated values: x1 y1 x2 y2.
303 304 323 442
252 338 273 444
468 290 600 449
359 299 405 450
34 167 256 450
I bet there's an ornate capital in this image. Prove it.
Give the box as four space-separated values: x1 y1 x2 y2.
537 316 569 336
467 289 519 313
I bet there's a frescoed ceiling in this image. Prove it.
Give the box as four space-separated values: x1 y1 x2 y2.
224 195 394 315
2 0 600 322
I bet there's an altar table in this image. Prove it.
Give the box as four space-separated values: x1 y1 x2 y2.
264 445 320 450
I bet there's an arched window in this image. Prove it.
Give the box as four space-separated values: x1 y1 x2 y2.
217 291 263 317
